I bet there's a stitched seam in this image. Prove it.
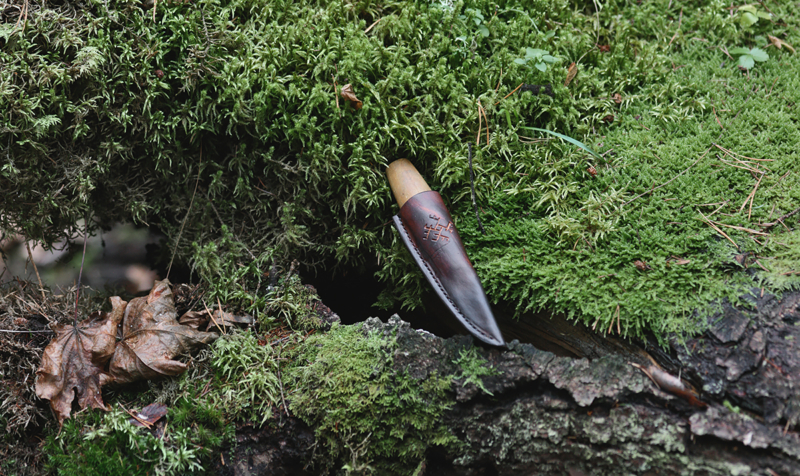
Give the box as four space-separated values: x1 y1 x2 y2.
398 216 493 341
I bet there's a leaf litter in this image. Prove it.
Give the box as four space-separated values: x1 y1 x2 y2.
35 279 218 424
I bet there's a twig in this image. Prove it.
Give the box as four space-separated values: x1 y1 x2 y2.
152 0 157 22
120 402 152 429
709 221 768 236
713 143 773 162
494 68 503 92
738 171 764 215
26 242 46 301
364 18 381 34
74 219 89 326
276 344 290 416
713 105 724 130
476 103 482 146
748 172 763 220
754 259 769 272
759 206 800 229
667 8 683 46
332 74 341 117
493 83 523 106
202 300 225 335
766 170 791 191
468 143 486 235
167 147 203 279
479 102 489 145
0 329 54 334
699 211 739 249
623 146 710 206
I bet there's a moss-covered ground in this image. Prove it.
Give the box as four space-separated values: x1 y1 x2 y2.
3 0 799 340
3 0 800 473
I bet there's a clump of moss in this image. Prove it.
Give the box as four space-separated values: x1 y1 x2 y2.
286 322 457 475
44 404 230 476
452 346 500 396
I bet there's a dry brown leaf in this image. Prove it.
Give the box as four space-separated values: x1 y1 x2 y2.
634 260 652 271
178 308 254 331
612 93 623 104
35 297 126 425
564 62 578 87
129 402 169 428
768 35 795 53
109 280 218 384
340 84 363 109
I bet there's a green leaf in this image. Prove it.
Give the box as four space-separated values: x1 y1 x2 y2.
519 127 602 160
738 54 755 69
542 54 558 63
738 5 758 14
749 48 769 62
544 30 556 40
534 62 547 72
525 47 548 58
478 25 489 38
756 11 771 19
739 11 758 27
514 58 527 65
728 47 751 55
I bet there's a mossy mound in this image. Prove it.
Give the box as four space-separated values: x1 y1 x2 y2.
3 0 800 340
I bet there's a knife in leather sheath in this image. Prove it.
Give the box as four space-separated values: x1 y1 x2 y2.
386 159 505 346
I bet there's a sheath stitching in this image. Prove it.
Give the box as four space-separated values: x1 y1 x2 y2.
396 216 495 343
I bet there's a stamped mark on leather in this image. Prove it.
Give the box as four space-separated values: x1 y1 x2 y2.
423 214 454 242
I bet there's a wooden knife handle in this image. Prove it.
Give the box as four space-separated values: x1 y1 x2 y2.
386 159 431 208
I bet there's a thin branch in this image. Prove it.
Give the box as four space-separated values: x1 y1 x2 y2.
26 241 46 301
167 147 203 279
699 211 739 249
624 146 711 206
468 143 486 235
74 218 89 326
759 206 800 229
493 83 523 106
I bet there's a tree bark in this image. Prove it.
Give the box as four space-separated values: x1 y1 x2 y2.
219 289 800 476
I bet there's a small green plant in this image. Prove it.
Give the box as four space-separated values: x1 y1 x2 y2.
286 323 457 474
211 332 282 426
729 46 769 69
514 47 559 72
452 347 500 396
736 4 771 28
458 8 490 38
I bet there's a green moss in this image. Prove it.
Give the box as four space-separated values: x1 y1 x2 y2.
209 331 281 425
3 0 800 340
452 346 500 396
44 405 229 475
286 323 458 474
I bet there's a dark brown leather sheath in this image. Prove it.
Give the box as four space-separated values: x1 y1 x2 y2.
393 190 505 346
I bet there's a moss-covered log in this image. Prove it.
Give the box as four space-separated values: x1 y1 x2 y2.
215 291 799 476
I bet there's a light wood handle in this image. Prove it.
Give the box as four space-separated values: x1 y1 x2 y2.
386 159 431 208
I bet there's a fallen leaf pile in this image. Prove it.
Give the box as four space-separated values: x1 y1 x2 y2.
35 280 218 424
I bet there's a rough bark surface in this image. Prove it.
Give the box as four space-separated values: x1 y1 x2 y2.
220 290 800 476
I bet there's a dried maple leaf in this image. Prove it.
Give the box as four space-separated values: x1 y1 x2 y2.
564 62 578 87
340 83 363 109
35 297 126 425
768 35 795 54
108 280 218 384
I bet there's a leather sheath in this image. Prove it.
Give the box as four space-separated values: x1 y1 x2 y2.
393 190 505 346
